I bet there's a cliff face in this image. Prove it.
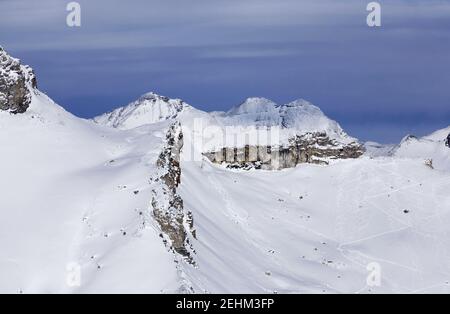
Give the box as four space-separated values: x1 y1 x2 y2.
151 122 196 262
0 47 36 114
204 132 365 170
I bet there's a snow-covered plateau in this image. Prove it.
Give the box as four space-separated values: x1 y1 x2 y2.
1 47 450 293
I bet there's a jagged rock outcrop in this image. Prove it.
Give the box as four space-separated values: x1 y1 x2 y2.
446 134 450 148
204 132 364 170
0 47 36 114
151 122 196 262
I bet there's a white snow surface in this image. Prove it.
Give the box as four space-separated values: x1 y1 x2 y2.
94 92 185 130
179 157 450 293
393 127 450 171
0 91 182 293
364 141 396 158
217 97 347 139
1 89 449 293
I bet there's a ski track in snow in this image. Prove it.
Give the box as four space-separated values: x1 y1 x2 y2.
177 155 450 293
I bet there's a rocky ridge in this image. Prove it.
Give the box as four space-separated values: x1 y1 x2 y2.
150 122 196 262
204 132 364 170
0 47 36 114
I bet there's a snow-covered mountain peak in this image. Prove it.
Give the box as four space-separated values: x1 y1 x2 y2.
278 103 347 140
283 98 322 112
220 97 282 128
227 97 278 115
217 96 353 143
137 91 173 103
399 134 419 145
95 91 359 148
221 96 346 137
279 98 328 127
94 92 187 130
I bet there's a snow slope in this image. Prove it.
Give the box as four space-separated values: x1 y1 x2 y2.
0 91 184 293
393 127 450 171
363 141 396 158
2 85 449 293
93 92 450 293
178 156 450 293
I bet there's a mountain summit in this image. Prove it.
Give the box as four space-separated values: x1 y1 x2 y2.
98 93 355 143
95 92 363 169
94 92 187 129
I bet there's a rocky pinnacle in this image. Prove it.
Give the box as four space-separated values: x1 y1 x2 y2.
0 46 37 114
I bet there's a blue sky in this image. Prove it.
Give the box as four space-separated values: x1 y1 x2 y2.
1 0 449 142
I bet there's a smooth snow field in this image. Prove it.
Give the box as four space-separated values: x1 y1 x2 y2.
179 157 450 293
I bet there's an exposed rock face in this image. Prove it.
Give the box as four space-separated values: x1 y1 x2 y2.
0 47 36 114
446 134 450 148
204 132 364 170
151 122 196 262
